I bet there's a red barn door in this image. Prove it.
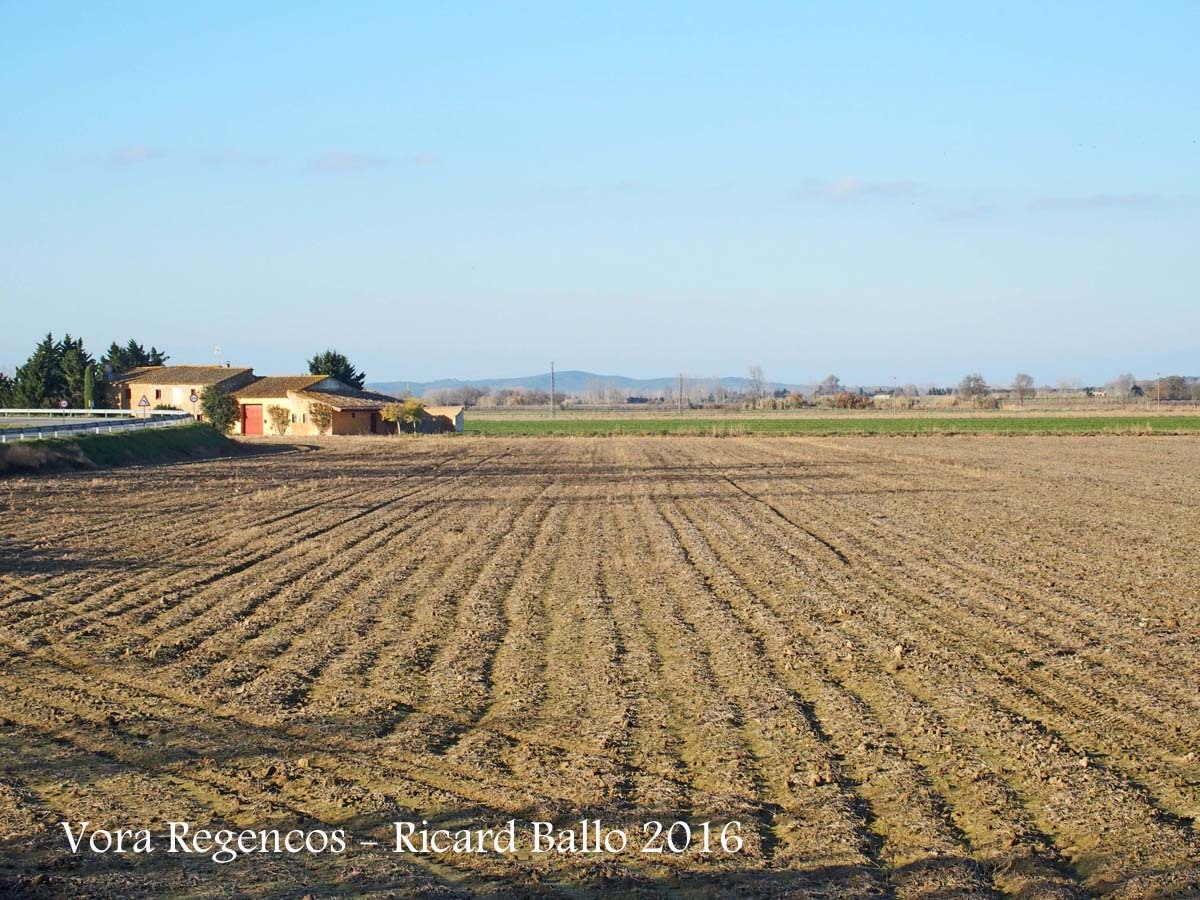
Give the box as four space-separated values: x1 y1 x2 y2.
242 404 263 435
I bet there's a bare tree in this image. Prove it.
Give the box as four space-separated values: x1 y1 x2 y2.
711 375 725 405
747 366 766 406
958 373 989 399
1012 373 1035 404
1108 373 1136 398
819 374 841 395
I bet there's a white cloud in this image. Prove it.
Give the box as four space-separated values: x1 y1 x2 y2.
109 145 164 166
311 151 389 173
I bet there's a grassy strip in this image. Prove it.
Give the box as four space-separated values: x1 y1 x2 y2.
469 415 1200 437
0 423 237 474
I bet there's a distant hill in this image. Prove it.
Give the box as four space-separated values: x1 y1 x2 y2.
369 370 813 398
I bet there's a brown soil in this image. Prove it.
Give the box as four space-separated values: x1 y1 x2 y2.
1 436 1197 898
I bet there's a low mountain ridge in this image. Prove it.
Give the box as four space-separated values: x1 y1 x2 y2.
369 370 811 397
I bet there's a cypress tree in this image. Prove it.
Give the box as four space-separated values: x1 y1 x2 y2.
83 364 95 409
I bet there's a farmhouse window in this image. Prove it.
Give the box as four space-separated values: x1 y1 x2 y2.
291 413 296 423
155 389 161 399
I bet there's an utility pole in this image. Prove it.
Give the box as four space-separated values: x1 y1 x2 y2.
678 373 684 415
1157 371 1161 406
550 361 556 419
893 376 897 412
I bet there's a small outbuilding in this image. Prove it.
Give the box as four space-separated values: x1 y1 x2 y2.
424 405 465 433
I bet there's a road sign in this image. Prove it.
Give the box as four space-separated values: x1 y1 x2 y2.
138 395 150 407
59 399 68 409
190 390 199 403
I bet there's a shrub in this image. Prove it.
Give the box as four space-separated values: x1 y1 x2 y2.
831 391 873 409
310 402 333 434
267 405 291 434
199 387 238 434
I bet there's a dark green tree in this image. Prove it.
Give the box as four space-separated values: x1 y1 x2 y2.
307 349 365 389
101 339 169 375
12 333 64 407
199 386 238 433
0 371 13 407
58 334 94 407
101 342 130 373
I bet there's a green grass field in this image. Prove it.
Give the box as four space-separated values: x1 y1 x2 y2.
469 415 1200 436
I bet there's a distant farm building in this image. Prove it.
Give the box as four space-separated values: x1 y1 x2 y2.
232 376 394 435
425 405 465 433
107 366 257 417
108 364 464 435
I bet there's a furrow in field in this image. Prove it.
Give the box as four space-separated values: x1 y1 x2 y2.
617 447 887 894
740 439 1200 711
707 441 1200 823
3 448 482 646
644 483 1003 897
0 640 634 896
674 485 1092 899
688 444 1200 895
0 685 580 898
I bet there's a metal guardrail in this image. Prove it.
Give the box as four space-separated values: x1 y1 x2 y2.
0 411 194 443
0 408 184 418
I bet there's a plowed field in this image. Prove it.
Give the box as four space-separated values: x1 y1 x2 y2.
2 436 1198 898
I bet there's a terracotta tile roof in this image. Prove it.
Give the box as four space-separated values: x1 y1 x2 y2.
291 389 390 411
233 375 327 398
109 365 253 385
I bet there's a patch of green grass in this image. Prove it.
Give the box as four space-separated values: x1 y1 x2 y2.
469 416 1200 437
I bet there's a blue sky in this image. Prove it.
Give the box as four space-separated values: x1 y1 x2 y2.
2 2 1196 385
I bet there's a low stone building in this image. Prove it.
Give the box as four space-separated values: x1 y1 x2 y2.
231 375 392 436
425 405 465 432
107 365 257 419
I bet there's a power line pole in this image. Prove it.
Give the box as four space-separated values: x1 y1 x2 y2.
678 373 684 415
1157 371 1161 406
550 361 556 419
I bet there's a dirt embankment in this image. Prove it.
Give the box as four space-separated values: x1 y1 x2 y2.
0 424 240 475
